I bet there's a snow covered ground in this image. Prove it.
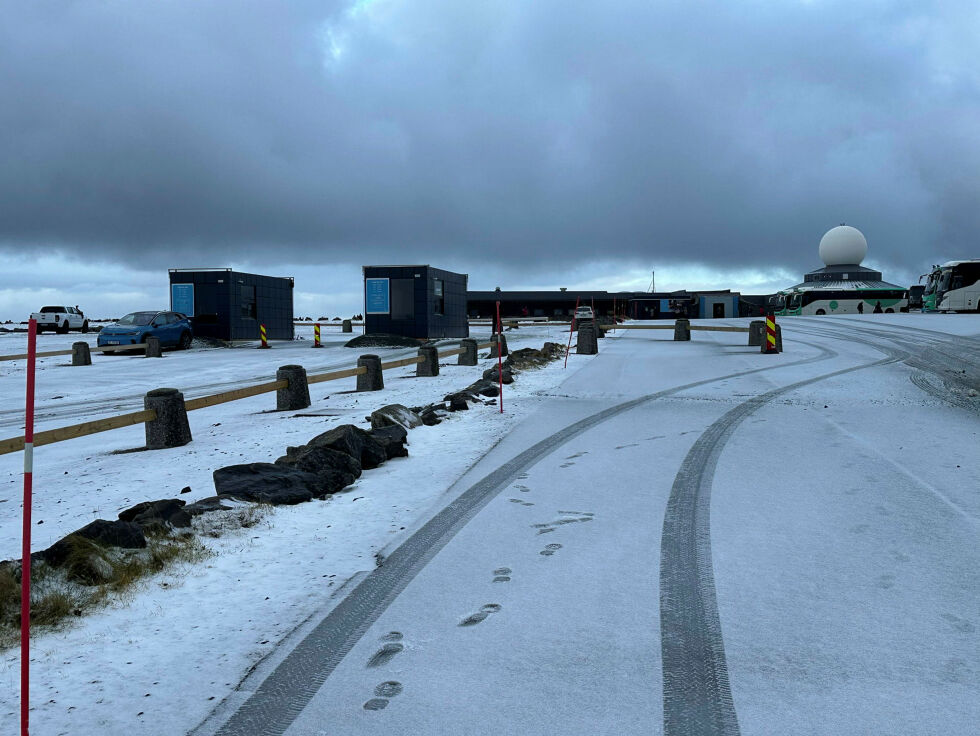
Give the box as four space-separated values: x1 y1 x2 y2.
1 315 978 735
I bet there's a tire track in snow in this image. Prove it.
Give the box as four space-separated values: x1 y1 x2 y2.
196 341 838 736
659 353 898 736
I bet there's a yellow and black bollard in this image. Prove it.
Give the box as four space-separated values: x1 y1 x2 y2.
259 323 270 349
313 323 322 348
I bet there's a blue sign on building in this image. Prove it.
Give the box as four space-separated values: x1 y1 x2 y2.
365 278 390 314
171 283 195 316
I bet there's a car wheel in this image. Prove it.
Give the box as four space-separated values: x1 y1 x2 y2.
59 320 70 334
885 308 894 313
815 309 826 315
36 325 44 334
82 321 89 333
178 331 192 350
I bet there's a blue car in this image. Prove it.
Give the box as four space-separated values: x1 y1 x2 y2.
97 311 193 350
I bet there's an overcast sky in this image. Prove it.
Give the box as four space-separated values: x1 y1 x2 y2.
2 0 978 319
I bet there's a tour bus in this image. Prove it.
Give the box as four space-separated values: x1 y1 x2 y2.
767 287 907 316
920 260 980 312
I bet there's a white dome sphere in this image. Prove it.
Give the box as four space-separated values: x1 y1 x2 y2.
819 225 867 266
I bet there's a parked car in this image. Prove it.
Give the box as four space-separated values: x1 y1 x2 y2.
30 306 88 334
574 306 595 321
97 311 193 350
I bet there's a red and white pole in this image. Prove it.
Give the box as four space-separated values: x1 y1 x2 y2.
313 323 321 348
21 318 37 736
564 297 580 369
496 301 503 413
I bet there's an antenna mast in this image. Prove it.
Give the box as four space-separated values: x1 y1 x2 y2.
648 270 655 293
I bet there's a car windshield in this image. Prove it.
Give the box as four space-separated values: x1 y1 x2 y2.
117 312 158 326
40 306 65 312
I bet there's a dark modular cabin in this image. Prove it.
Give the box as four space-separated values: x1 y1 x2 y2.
363 265 468 339
168 268 295 341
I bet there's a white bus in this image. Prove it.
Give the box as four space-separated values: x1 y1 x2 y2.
921 260 980 313
768 287 907 316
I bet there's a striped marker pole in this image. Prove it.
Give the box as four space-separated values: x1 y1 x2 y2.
259 324 270 349
496 301 503 413
21 318 37 736
764 312 778 354
313 323 322 348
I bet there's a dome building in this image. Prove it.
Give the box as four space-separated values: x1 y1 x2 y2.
773 225 908 315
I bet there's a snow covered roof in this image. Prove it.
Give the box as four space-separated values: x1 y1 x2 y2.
783 279 905 291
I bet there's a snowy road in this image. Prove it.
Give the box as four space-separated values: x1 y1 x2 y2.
193 316 980 736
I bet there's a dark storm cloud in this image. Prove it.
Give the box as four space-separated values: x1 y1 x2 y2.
1 0 977 278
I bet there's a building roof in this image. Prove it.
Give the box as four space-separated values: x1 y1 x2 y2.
784 279 905 291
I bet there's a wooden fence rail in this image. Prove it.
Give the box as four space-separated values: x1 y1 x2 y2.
0 340 495 456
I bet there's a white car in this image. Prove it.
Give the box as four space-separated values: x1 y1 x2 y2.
574 306 594 321
30 306 89 334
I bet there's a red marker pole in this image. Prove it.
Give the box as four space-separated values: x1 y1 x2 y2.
21 318 37 736
496 301 503 413
564 297 580 369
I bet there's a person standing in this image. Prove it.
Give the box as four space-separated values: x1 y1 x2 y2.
873 301 883 314
857 301 864 314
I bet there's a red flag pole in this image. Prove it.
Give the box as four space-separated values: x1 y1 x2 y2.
21 318 37 736
495 301 503 413
564 297 580 369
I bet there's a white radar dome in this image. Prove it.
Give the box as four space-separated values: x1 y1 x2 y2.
819 225 867 266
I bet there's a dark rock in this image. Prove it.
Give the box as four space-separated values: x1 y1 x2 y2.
118 499 192 530
306 424 387 470
448 395 469 412
420 409 442 425
184 495 237 516
482 367 514 384
180 486 191 494
275 445 360 497
41 519 147 567
344 333 423 349
213 463 318 505
467 380 500 398
369 425 409 459
370 404 423 430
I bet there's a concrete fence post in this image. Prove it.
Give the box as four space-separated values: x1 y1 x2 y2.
458 338 479 366
490 332 509 358
144 388 192 449
276 364 311 411
775 324 783 352
417 345 440 377
748 320 765 346
356 354 384 391
576 322 599 355
673 319 691 341
342 319 352 333
596 321 606 338
145 336 163 357
71 341 92 366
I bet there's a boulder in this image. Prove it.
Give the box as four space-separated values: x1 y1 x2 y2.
275 445 361 497
118 499 192 530
213 463 318 505
448 395 469 412
482 367 514 384
184 495 237 516
306 424 387 470
370 404 423 430
369 424 409 459
468 380 500 398
41 519 147 567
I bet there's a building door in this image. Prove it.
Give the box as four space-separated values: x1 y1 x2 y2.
712 302 726 318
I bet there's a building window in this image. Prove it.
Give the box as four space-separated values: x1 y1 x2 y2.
240 284 256 319
390 278 415 320
434 279 444 315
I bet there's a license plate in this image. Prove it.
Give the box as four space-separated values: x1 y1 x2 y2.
107 340 119 345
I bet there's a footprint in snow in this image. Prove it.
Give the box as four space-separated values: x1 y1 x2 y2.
493 567 511 583
367 633 404 668
540 543 562 556
363 681 403 711
459 603 502 627
508 498 534 507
